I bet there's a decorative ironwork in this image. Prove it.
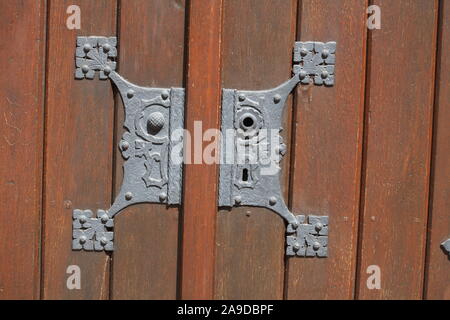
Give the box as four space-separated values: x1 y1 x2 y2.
219 41 336 257
72 36 184 252
286 215 328 257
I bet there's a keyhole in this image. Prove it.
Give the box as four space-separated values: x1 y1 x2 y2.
242 168 249 182
243 117 254 128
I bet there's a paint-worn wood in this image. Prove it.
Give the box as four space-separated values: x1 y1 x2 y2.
181 0 223 300
214 0 297 300
111 0 186 300
286 0 368 300
0 0 46 300
425 0 450 300
357 0 438 300
43 0 116 299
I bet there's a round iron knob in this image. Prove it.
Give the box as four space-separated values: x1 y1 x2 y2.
147 112 165 134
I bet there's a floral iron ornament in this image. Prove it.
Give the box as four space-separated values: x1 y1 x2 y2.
72 36 184 252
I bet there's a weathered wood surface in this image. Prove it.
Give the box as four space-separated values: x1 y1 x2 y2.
425 0 450 300
181 0 224 299
0 0 46 300
43 0 117 299
111 0 186 300
357 0 438 300
215 0 297 300
286 0 368 300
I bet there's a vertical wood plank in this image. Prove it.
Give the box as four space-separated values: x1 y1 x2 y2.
43 0 117 299
181 0 223 300
0 0 46 300
214 0 297 300
111 0 186 300
286 0 368 300
425 0 450 300
357 0 438 300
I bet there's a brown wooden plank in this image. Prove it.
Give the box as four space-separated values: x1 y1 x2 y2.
111 0 186 300
285 0 368 300
42 0 117 299
181 0 223 300
424 0 450 300
0 0 46 300
214 0 297 300
357 0 438 300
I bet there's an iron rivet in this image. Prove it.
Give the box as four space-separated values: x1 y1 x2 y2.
321 70 329 79
322 49 330 59
269 197 277 206
291 222 298 229
315 223 323 232
121 141 129 151
273 94 282 104
300 47 309 57
293 242 301 251
101 214 109 223
79 215 87 224
313 242 321 251
79 236 87 244
299 70 307 80
127 90 135 99
159 192 167 202
161 90 169 100
103 66 112 75
100 237 108 246
81 65 90 74
103 43 111 53
83 43 92 53
125 192 133 201
234 196 242 205
238 94 246 102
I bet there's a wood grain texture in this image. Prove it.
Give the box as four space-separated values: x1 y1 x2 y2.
357 0 438 300
111 0 186 300
424 0 450 300
214 0 297 300
42 0 116 299
286 0 368 300
0 0 46 300
181 0 223 300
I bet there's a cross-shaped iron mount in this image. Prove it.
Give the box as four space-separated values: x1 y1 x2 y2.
72 36 335 258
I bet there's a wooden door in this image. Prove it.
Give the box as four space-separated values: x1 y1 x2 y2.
0 0 448 300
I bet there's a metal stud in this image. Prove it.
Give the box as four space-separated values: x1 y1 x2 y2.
83 43 92 53
120 141 129 151
103 66 112 76
161 90 169 100
273 94 282 104
100 237 108 246
103 43 111 53
322 49 330 59
79 215 87 224
234 196 242 205
321 70 329 79
238 94 246 102
127 89 135 99
300 47 309 57
79 235 87 244
81 65 90 74
159 192 167 202
101 214 109 223
315 222 323 232
125 192 133 201
313 242 321 251
269 197 277 206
